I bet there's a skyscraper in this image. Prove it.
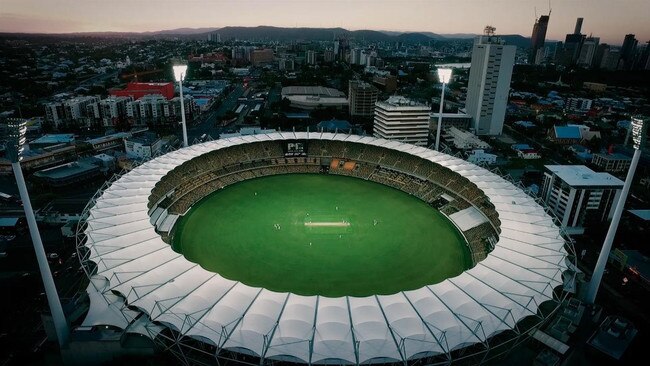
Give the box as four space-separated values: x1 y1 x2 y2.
529 15 550 64
559 18 586 65
620 34 638 70
574 17 584 34
578 36 600 68
465 27 516 136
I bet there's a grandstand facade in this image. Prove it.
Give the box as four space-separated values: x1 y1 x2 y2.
77 133 573 365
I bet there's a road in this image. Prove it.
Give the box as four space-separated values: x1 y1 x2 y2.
186 84 244 142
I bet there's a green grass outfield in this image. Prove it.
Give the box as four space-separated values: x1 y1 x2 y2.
172 174 471 297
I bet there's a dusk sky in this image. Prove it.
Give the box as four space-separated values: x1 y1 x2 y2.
1 0 648 44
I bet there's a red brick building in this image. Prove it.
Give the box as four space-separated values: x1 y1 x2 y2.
110 82 174 100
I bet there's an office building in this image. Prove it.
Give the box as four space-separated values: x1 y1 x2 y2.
373 96 430 146
600 48 621 70
465 27 516 135
348 81 379 118
558 18 586 65
620 34 638 70
541 165 624 235
578 37 600 68
529 14 550 64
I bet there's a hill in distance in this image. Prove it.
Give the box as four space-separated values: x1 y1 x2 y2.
0 26 532 47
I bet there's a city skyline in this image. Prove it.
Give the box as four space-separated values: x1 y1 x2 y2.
1 0 649 45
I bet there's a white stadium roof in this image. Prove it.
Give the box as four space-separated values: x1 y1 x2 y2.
80 132 569 364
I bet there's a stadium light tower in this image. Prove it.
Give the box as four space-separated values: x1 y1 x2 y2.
435 68 452 151
7 119 69 346
173 63 189 147
585 116 646 304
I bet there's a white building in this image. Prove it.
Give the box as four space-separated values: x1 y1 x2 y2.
541 165 624 235
125 135 164 159
96 96 132 126
430 112 472 131
465 33 516 135
566 98 593 112
306 51 316 65
126 95 197 125
281 86 348 110
45 96 100 127
373 96 430 146
348 80 379 117
466 149 497 165
444 127 491 150
591 153 632 173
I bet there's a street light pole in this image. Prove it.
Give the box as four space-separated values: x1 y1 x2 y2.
173 64 189 147
7 119 69 347
435 68 452 151
585 116 646 304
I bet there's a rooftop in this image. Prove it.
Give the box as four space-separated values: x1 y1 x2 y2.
594 153 632 161
30 134 75 145
33 161 99 180
628 209 650 221
545 165 624 187
281 86 345 98
554 125 582 139
378 96 429 109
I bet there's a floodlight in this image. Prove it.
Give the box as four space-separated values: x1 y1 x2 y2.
6 119 27 163
631 116 646 150
437 68 452 84
173 64 188 82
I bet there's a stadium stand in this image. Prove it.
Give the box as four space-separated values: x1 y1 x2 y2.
147 139 501 264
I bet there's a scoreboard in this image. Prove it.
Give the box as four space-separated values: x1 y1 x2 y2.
284 140 307 157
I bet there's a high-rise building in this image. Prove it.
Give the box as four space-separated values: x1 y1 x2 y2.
278 57 295 71
600 48 621 70
348 81 379 118
465 27 516 136
593 44 610 69
373 96 430 146
558 18 586 65
639 41 650 71
574 17 584 34
529 15 550 64
541 165 623 235
306 50 316 65
577 36 600 68
95 96 132 127
45 96 101 128
350 48 362 65
620 34 638 70
323 49 335 63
